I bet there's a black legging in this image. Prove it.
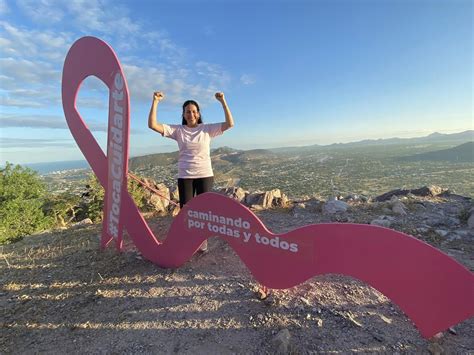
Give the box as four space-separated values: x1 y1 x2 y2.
177 177 214 208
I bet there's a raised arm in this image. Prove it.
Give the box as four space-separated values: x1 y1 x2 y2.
215 92 234 132
148 91 165 135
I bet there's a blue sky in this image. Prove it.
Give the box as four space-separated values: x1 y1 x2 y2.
0 0 472 164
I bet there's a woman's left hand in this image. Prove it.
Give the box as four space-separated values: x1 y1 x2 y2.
215 92 226 104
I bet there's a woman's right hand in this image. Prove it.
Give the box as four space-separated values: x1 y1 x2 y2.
153 91 164 103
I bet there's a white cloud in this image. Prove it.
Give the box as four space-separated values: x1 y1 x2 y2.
0 21 71 61
0 114 108 131
16 0 65 24
195 61 231 90
240 73 256 85
0 57 59 84
123 61 230 106
0 2 232 112
0 97 45 108
142 31 187 63
0 87 60 108
0 137 74 148
17 0 139 36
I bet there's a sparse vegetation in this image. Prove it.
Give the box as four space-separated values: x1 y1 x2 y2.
0 166 153 244
0 163 53 244
4 138 473 243
129 140 474 199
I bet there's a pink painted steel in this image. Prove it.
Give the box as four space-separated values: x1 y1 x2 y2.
62 36 474 339
61 36 130 250
178 193 474 338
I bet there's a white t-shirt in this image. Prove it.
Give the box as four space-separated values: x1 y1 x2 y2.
162 123 223 178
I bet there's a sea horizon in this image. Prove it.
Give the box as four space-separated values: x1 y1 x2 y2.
2 129 473 175
23 160 90 175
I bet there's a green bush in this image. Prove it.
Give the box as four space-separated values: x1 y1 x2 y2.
0 164 155 244
43 192 82 227
79 173 150 222
0 163 53 244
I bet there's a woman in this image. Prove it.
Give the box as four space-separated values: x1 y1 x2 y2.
148 91 234 251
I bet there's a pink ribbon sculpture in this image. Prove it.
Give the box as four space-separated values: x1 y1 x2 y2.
62 36 474 339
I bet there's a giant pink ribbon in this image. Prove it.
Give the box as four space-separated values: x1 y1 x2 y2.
62 36 474 339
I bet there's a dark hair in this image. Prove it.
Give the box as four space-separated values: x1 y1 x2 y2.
181 100 203 125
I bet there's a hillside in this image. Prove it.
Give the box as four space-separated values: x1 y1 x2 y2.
399 142 474 162
268 130 473 153
2 188 473 353
329 130 474 148
129 151 178 170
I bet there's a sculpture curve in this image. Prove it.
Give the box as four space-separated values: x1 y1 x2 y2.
62 36 474 339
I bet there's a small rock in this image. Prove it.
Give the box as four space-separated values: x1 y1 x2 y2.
415 226 429 233
428 342 444 355
380 315 392 324
444 216 461 227
271 329 292 354
346 312 363 327
372 332 385 342
446 233 461 241
370 218 392 228
300 297 311 306
345 194 360 201
434 229 449 238
392 201 407 216
454 230 472 239
72 218 93 228
467 213 474 229
292 203 306 217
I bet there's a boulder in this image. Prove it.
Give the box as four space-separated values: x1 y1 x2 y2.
375 189 411 202
170 186 179 203
245 189 289 209
370 215 395 228
71 218 93 228
411 185 448 197
322 200 349 214
375 185 448 201
220 186 247 203
262 189 282 208
145 182 170 213
245 192 263 206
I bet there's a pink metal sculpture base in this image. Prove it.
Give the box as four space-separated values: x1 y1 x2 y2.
62 36 474 339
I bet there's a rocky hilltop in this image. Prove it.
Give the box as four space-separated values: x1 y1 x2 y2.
1 184 473 353
133 180 474 249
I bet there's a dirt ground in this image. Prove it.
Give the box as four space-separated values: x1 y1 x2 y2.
1 209 473 354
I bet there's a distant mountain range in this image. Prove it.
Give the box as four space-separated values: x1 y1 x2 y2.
398 142 474 162
269 130 474 153
331 130 473 147
128 130 473 169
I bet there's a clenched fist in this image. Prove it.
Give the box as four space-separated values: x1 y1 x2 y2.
153 91 164 103
215 92 226 103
